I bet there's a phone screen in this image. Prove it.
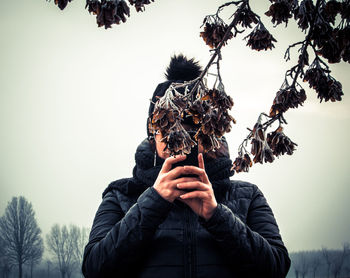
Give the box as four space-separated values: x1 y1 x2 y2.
171 145 198 177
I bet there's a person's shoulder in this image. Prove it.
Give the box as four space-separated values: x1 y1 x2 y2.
102 177 147 199
226 179 260 200
102 178 132 198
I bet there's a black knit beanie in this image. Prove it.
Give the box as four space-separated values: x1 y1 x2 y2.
147 54 203 138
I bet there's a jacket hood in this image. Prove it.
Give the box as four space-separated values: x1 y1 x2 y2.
103 139 234 198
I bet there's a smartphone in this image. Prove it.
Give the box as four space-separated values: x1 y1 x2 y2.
171 144 198 177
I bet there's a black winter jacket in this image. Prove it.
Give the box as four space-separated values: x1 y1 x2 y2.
82 139 291 278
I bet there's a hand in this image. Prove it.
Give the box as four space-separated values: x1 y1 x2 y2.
153 155 199 203
176 153 217 220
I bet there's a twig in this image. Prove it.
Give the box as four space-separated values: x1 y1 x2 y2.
291 0 322 88
284 41 304 61
189 16 238 96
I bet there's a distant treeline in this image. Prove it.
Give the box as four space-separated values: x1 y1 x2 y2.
0 196 89 278
287 244 350 278
1 261 84 278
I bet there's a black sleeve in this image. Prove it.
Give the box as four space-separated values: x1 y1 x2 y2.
199 185 291 278
82 186 173 277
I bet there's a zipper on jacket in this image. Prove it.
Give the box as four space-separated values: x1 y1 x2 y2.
189 210 197 278
183 207 196 278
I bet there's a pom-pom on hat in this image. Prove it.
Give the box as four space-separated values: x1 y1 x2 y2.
165 54 202 81
147 54 203 138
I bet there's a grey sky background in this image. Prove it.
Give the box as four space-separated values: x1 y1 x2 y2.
0 0 349 256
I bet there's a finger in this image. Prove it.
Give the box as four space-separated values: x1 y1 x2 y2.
180 190 209 200
183 165 210 184
174 190 189 200
166 166 189 180
198 153 205 170
177 181 208 191
174 176 200 184
160 155 186 173
165 177 200 189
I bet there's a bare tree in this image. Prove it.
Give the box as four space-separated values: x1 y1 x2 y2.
0 196 43 278
46 259 52 278
330 242 350 278
322 243 350 278
310 252 321 278
72 227 89 277
0 235 12 278
26 240 44 278
293 251 309 278
299 252 309 278
344 265 350 278
323 247 332 278
46 224 84 278
294 268 299 278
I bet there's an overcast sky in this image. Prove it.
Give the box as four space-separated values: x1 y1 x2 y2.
0 0 349 256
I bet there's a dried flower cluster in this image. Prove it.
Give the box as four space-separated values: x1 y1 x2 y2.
250 123 275 164
85 0 130 28
267 127 297 157
245 23 277 51
149 88 186 135
264 0 350 64
231 2 259 28
232 153 252 173
291 0 350 65
149 81 235 155
312 24 350 64
128 0 154 12
202 88 234 110
293 0 315 31
270 86 307 116
161 121 196 155
322 0 342 24
53 0 73 10
232 115 298 174
304 59 343 102
50 0 154 28
232 119 275 174
200 16 233 49
200 109 235 137
265 0 294 26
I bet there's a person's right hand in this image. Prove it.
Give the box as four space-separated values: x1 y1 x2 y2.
153 155 200 203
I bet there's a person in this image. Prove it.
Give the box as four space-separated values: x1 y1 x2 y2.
82 55 291 278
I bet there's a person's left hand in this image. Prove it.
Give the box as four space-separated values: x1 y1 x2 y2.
176 153 217 221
